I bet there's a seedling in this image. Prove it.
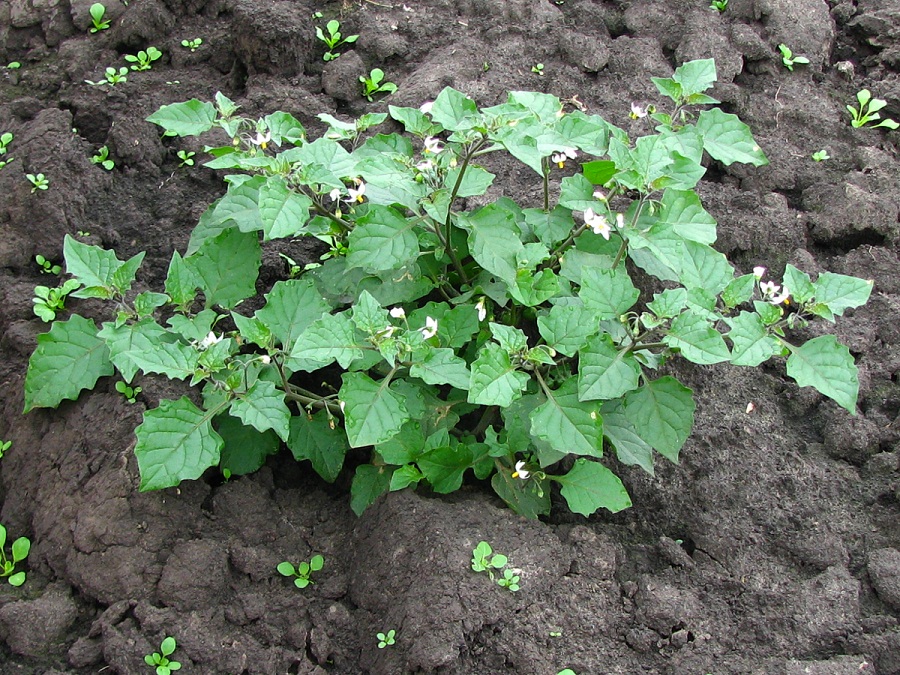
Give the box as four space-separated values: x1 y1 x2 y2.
709 0 727 10
471 541 508 579
33 280 81 321
180 38 203 52
0 132 13 170
177 150 195 167
89 3 110 32
77 230 91 237
125 47 162 71
0 524 30 587
316 19 358 61
811 149 830 161
144 637 181 674
91 145 115 170
279 253 302 278
557 671 577 675
497 567 520 591
27 173 49 193
847 89 899 129
778 44 809 72
359 68 397 101
531 63 544 76
85 66 128 86
0 440 10 460
377 630 396 648
35 254 61 275
116 380 142 403
277 554 324 588
6 62 21 69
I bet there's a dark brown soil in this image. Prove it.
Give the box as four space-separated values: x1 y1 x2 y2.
1 0 899 673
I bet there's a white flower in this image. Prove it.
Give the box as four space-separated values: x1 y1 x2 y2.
593 189 607 201
196 331 223 351
753 266 766 279
420 316 438 339
378 325 398 338
339 400 346 413
630 103 648 119
251 130 271 149
615 213 626 230
584 208 611 240
512 461 530 480
419 101 434 114
760 281 790 305
416 159 434 172
389 307 406 319
475 297 487 322
346 181 366 203
551 148 578 168
759 281 779 296
423 136 444 154
259 355 271 365
329 188 342 202
768 287 790 305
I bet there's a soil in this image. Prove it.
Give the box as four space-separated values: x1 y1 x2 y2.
1 0 899 673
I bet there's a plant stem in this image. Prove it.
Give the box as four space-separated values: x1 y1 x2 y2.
542 160 550 212
443 139 487 285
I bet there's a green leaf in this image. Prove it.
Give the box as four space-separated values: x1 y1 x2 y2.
579 267 639 319
537 304 597 357
578 333 642 400
340 372 409 447
444 165 495 197
429 87 479 131
146 99 217 136
256 278 331 349
97 319 164 382
210 176 264 234
134 397 224 491
782 264 815 304
556 111 609 155
24 315 113 412
468 343 530 407
510 268 560 307
696 108 768 167
410 348 471 390
258 176 313 240
623 377 695 462
726 311 781 366
722 274 755 308
462 203 524 286
582 160 617 185
554 458 631 516
417 444 473 493
11 537 30 563
347 205 420 272
264 111 306 146
351 290 390 335
229 380 291 442
216 415 280 475
524 206 575 248
350 464 392 515
288 411 349 483
490 471 551 519
678 240 733 294
290 312 363 369
559 173 598 211
672 58 717 97
664 310 731 364
786 335 859 414
294 138 357 187
658 189 717 245
390 464 424 491
377 420 426 465
530 378 603 458
188 228 260 310
63 235 139 298
600 399 654 475
134 291 169 318
388 105 437 136
489 322 528 353
813 272 873 317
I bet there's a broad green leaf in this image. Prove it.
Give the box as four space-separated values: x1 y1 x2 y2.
722 274 755 308
165 251 199 309
356 153 426 211
232 312 271 348
293 138 357 187
390 464 424 491
444 165 495 197
726 311 781 366
491 471 551 520
64 235 141 298
813 272 873 317
211 176 265 234
783 264 815 304
627 221 682 282
350 464 392 515
555 458 631 516
468 343 530 407
600 399 654 475
673 58 717 96
556 111 609 155
290 312 363 369
340 371 410 447
582 160 617 185
112 332 198 380
134 291 168 319
559 173 598 211
146 99 216 136
188 228 260 310
288 411 349 482
98 319 168 382
510 268 560 307
524 206 574 248
216 414 280 476
347 205 419 272
652 76 683 103
429 87 479 130
508 90 564 122
229 380 290 441
134 397 223 491
658 189 717 244
623 377 695 462
376 420 426 465
264 111 306 146
351 290 390 335
530 378 603 458
664 310 731 364
786 335 858 414
462 203 525 285
389 105 437 136
647 288 687 318
491 118 571 175
489 322 528 353
696 108 768 167
258 176 313 240
537 304 597 357
579 267 639 319
256 278 331 349
417 445 473 493
678 240 733 294
24 315 113 411
578 333 641 400
630 134 673 188
410 348 471 390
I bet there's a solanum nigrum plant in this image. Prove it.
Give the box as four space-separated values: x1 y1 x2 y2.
23 60 872 518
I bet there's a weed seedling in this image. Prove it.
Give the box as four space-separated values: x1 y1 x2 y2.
847 89 899 129
77 230 91 237
35 254 61 275
531 63 544 76
709 0 727 9
91 145 115 170
497 567 521 591
277 554 324 588
144 637 181 674
125 47 162 71
0 524 30 587
811 149 830 161
0 440 10 460
359 68 397 101
85 66 128 86
89 3 110 32
778 44 809 71
33 280 81 321
27 173 49 193
6 62 21 69
279 253 302 278
471 541 507 579
377 630 396 648
181 38 203 52
177 150 195 167
116 380 142 403
0 132 13 170
316 19 358 61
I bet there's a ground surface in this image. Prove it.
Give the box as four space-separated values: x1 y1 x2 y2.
0 0 899 673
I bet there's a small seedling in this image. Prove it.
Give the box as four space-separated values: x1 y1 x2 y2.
316 19 358 61
549 630 562 637
115 380 142 403
33 280 81 321
811 149 830 161
85 66 128 86
497 567 521 591
0 440 10 460
77 230 91 237
6 62 21 69
277 554 324 588
471 541 507 579
27 173 49 193
144 637 181 674
89 3 110 32
377 630 396 648
180 38 203 52
778 44 809 72
279 253 302 278
359 68 397 101
125 47 162 71
557 670 577 675
847 89 899 129
531 63 544 76
177 150 195 167
0 524 30 587
35 254 61 275
0 132 13 170
91 145 115 170
709 0 728 10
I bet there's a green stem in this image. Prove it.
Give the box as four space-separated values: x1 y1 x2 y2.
443 139 487 285
471 405 499 438
542 160 550 212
